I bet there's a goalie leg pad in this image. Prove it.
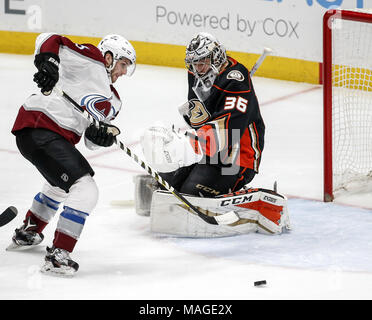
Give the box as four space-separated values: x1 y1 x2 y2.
218 188 291 234
150 190 258 238
134 174 159 216
150 188 291 237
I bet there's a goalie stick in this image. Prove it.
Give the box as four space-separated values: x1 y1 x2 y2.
110 200 135 207
250 47 273 76
0 206 18 227
52 87 239 226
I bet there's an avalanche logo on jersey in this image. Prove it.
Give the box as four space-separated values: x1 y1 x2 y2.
80 94 115 121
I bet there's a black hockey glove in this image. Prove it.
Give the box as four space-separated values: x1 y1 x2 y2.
85 122 121 147
33 52 60 95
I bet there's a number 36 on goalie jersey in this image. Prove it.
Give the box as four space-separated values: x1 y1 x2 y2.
224 96 249 113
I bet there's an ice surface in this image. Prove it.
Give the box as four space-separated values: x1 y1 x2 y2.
0 54 371 300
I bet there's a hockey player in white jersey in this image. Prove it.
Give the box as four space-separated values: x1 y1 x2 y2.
8 33 136 276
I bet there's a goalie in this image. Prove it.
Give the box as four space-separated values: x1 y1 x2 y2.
136 32 291 237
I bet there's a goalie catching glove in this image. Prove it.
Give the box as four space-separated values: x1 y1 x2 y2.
85 122 121 147
141 125 203 173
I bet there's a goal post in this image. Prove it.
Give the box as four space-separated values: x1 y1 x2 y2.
323 9 372 202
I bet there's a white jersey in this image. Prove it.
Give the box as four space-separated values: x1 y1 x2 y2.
12 33 122 145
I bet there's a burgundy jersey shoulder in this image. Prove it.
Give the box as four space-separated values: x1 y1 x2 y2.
37 34 105 64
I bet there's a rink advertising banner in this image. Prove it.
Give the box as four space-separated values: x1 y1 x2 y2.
0 0 370 83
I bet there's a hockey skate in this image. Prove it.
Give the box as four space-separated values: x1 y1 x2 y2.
6 217 44 251
40 246 79 277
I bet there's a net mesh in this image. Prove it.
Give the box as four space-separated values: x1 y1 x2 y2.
331 12 372 192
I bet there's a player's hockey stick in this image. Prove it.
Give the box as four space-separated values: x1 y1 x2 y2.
53 87 239 225
250 47 273 76
0 206 18 227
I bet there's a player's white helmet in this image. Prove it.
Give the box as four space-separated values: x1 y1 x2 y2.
98 34 136 76
185 32 227 78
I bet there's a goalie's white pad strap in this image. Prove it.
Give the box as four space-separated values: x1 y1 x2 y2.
150 188 290 237
214 211 240 224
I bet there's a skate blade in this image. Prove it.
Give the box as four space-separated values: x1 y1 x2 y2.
6 242 40 251
40 262 77 277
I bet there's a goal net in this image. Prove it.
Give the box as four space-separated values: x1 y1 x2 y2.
323 9 372 202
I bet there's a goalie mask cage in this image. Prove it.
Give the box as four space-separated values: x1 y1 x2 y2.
323 9 372 202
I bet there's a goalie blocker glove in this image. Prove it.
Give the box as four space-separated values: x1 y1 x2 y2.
33 52 60 95
85 121 121 147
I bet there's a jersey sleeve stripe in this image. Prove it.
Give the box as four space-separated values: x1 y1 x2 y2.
212 84 251 94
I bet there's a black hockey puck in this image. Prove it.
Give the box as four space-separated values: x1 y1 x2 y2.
0 206 18 227
254 280 267 287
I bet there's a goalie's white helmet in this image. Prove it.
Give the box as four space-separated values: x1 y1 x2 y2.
98 34 136 76
185 32 227 77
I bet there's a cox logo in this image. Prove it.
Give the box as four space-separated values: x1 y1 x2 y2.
306 0 364 8
265 0 364 9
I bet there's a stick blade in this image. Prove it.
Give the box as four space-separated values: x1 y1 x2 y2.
0 206 18 227
110 200 135 207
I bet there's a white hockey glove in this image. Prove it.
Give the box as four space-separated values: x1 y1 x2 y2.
141 125 203 173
